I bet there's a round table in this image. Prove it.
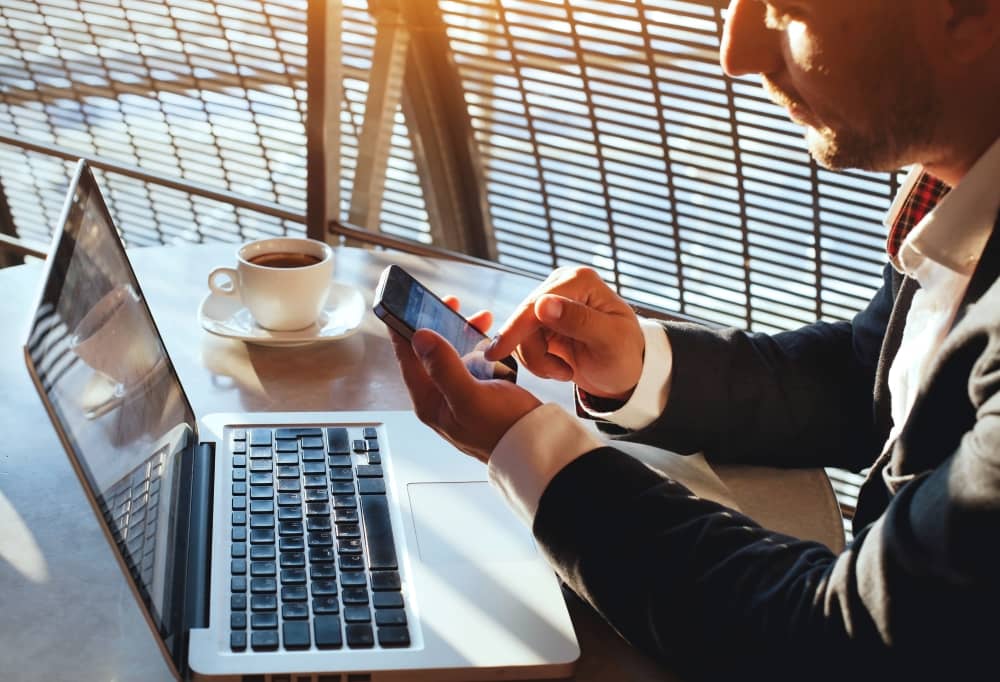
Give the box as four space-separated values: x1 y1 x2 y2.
0 243 844 681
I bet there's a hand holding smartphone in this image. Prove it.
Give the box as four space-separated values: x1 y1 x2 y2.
373 265 518 382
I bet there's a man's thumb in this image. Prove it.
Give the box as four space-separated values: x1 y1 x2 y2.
411 329 478 398
535 294 602 342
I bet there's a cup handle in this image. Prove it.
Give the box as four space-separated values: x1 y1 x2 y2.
208 267 240 296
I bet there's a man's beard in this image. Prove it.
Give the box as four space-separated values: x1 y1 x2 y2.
762 49 939 173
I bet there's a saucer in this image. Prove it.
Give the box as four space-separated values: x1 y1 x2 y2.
198 282 366 347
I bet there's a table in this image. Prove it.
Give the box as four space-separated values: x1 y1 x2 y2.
0 243 845 681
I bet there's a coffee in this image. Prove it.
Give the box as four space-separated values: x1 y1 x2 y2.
248 252 323 268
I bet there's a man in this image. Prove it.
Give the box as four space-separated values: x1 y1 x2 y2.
390 1 1000 679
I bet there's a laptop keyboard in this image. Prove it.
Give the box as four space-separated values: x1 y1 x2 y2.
101 446 167 594
228 426 410 653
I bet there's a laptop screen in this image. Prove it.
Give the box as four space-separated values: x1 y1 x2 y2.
24 162 197 644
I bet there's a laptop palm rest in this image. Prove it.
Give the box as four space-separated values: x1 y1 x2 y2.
407 482 538 565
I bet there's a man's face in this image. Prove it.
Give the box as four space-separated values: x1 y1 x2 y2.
721 0 941 173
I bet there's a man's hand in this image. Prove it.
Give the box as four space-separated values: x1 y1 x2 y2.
484 266 644 401
389 298 542 464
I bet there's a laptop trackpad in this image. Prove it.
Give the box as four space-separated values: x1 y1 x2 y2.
407 482 538 565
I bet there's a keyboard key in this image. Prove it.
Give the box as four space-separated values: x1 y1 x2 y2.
375 609 406 626
346 624 374 648
250 529 275 544
231 594 247 610
305 489 328 503
249 429 271 446
232 455 247 468
330 481 355 495
373 592 404 609
231 612 247 629
249 446 272 459
277 493 302 507
304 474 328 488
230 631 247 651
306 502 330 517
309 548 336 563
339 571 367 587
251 612 279 629
276 451 298 464
358 478 386 495
231 577 247 592
276 465 300 479
282 603 309 620
279 521 304 536
249 472 273 485
231 542 247 558
378 625 410 648
312 580 338 597
301 449 325 462
250 630 279 651
301 436 324 449
275 440 299 453
249 499 274 514
276 427 322 439
328 455 352 467
360 493 398 569
310 564 337 579
338 539 362 555
232 511 247 526
279 552 305 568
356 465 383 478
339 555 364 572
232 440 247 454
277 506 302 521
250 578 277 593
281 585 307 602
281 569 307 585
344 605 371 623
232 468 247 482
232 482 247 496
342 587 369 604
367 452 381 465
335 524 360 539
352 439 367 452
334 509 359 524
232 428 247 441
280 537 305 552
308 532 334 547
314 615 343 648
312 597 340 614
327 428 350 454
277 479 301 493
232 527 247 542
307 517 332 532
329 467 353 482
302 461 325 475
249 460 272 473
363 427 377 439
283 621 311 649
250 545 275 560
249 485 273 498
250 561 276 577
370 571 401 591
251 594 277 611
250 514 275 529
231 559 247 575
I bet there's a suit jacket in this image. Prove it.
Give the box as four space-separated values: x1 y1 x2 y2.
533 210 1000 681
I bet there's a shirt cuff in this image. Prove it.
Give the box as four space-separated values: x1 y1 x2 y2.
488 403 606 526
577 318 673 430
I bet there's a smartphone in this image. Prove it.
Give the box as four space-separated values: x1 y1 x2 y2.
373 264 518 382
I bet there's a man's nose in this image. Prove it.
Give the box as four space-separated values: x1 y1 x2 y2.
720 0 783 77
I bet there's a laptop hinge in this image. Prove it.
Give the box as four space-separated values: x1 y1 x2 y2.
181 441 215 679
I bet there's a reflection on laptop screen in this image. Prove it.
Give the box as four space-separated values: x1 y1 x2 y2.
24 162 196 639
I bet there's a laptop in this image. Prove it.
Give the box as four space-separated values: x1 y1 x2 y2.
23 160 579 681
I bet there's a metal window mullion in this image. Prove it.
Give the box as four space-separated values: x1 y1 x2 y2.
496 2 558 270
564 0 621 290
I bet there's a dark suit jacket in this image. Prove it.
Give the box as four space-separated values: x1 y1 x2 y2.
534 211 1000 681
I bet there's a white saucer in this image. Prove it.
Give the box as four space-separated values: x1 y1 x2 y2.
198 282 366 347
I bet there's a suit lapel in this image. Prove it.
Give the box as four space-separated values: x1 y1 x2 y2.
952 210 1000 326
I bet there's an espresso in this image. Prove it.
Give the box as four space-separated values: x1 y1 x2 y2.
249 252 323 268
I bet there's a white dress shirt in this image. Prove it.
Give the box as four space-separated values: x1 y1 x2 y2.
489 136 1000 526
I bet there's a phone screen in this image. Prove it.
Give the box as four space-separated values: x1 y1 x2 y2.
374 265 517 382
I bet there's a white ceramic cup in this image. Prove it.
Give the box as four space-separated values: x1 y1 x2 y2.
207 237 335 331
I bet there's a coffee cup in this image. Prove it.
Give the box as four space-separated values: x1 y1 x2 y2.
208 237 335 331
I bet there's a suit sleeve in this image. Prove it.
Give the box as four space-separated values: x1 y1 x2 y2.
622 264 898 470
534 439 1000 681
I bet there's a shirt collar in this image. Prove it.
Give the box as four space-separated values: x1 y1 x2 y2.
886 136 1000 277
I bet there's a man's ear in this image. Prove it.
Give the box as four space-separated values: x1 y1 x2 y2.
944 0 1000 62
